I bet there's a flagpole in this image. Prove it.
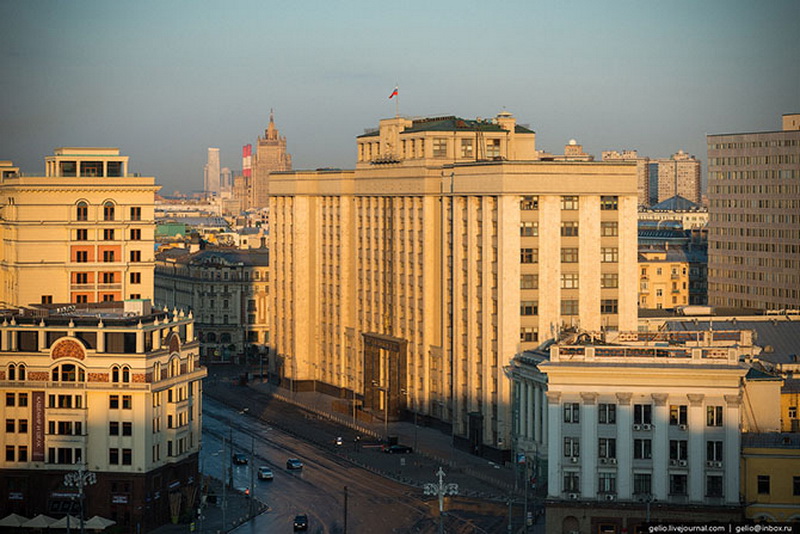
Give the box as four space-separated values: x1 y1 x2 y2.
395 84 399 118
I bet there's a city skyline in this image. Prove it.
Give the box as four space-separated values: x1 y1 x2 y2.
1 0 798 193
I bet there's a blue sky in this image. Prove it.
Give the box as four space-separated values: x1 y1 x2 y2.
1 0 798 194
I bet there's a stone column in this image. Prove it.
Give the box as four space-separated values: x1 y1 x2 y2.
546 391 562 497
96 322 105 352
652 393 669 500
724 394 741 504
534 385 542 445
616 392 633 499
687 393 705 502
526 382 534 440
581 392 598 497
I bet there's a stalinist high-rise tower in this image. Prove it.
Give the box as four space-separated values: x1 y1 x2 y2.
249 110 292 209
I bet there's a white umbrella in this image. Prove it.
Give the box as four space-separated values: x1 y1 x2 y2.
83 516 116 530
50 515 81 529
22 514 56 528
0 513 29 527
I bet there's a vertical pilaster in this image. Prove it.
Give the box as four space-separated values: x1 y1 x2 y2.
534 385 542 444
526 382 534 440
652 393 669 500
546 391 562 497
616 392 633 499
687 393 705 501
581 392 598 497
724 394 741 504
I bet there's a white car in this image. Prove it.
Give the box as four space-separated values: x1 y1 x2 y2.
258 466 274 480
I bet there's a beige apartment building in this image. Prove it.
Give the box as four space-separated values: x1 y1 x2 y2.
0 300 204 531
268 112 638 454
0 148 158 307
656 151 701 205
707 113 800 310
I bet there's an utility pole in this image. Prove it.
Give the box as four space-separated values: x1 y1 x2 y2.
249 436 255 516
343 485 348 534
221 434 227 532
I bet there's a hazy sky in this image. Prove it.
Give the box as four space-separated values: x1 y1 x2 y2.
1 0 798 194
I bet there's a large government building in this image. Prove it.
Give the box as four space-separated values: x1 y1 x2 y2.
707 113 800 310
0 149 158 307
267 112 638 456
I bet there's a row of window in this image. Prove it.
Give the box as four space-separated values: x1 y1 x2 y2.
74 250 143 263
562 403 724 426
520 273 619 290
520 299 619 316
6 363 26 380
75 203 141 222
521 247 619 264
563 437 723 462
73 272 142 284
521 195 619 211
520 221 619 237
563 472 725 498
74 228 142 241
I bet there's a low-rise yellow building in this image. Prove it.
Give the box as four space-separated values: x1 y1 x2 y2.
638 248 690 310
741 433 800 522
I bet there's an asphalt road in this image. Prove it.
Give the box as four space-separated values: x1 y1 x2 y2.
203 397 434 533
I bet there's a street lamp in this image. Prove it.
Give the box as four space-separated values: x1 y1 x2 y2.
371 380 389 440
63 463 96 534
423 467 459 534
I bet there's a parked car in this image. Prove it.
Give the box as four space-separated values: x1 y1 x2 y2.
382 444 413 454
232 453 248 465
293 514 308 531
286 458 304 470
257 466 273 480
334 436 343 447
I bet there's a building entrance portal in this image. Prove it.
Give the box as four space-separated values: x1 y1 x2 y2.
362 333 407 423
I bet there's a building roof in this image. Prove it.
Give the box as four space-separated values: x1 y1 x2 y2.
649 195 703 212
741 432 800 450
357 115 535 138
156 246 269 267
745 367 782 381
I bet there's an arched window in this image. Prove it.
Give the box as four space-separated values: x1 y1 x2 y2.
122 366 130 383
8 364 15 381
17 364 25 381
52 363 85 382
169 357 180 378
76 201 88 221
153 362 160 381
103 201 115 221
112 365 120 383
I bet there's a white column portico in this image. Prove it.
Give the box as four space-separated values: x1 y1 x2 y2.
687 393 706 502
616 392 633 499
651 393 669 501
580 392 598 497
546 391 562 497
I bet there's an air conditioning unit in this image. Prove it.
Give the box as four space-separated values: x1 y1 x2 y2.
599 458 608 464
609 458 617 464
706 460 714 467
715 461 723 468
570 457 579 464
679 424 687 431
569 493 579 500
633 424 642 431
669 459 678 466
643 424 652 431
679 460 688 467
605 494 616 501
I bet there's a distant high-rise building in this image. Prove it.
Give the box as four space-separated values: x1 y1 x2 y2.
656 151 701 205
251 111 291 208
602 150 651 206
0 148 157 306
204 147 220 196
220 167 233 193
707 113 800 310
268 112 638 455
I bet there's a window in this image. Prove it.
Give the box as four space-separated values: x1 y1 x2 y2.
561 248 578 263
601 222 618 236
103 229 115 240
561 273 579 289
8 364 15 381
6 446 14 462
18 419 27 433
634 439 652 459
707 441 723 462
122 422 132 436
521 274 538 289
18 445 27 462
103 250 115 262
561 300 579 315
102 272 115 284
460 139 474 158
563 472 580 492
122 448 132 465
109 448 119 465
130 207 142 221
563 437 580 458
757 475 770 495
561 221 579 237
670 405 688 426
6 419 14 432
669 440 688 461
789 406 797 419
130 272 141 284
130 228 141 241
564 403 580 423
520 248 538 264
109 395 119 409
6 393 14 406
598 472 616 494
122 395 132 409
599 404 616 424
76 251 88 263
561 196 579 210
670 474 688 495
74 272 89 284
520 300 538 316
793 476 800 496
707 406 723 426
52 363 85 382
600 299 618 314
634 404 652 424
601 273 619 288
103 202 115 221
634 473 651 495
520 196 539 210
598 438 616 459
520 221 538 236
706 475 723 497
600 196 618 210
75 228 88 241
486 139 500 158
130 250 141 262
520 327 538 342
432 138 447 158
18 393 27 407
76 202 88 221
601 247 619 263
109 421 119 435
